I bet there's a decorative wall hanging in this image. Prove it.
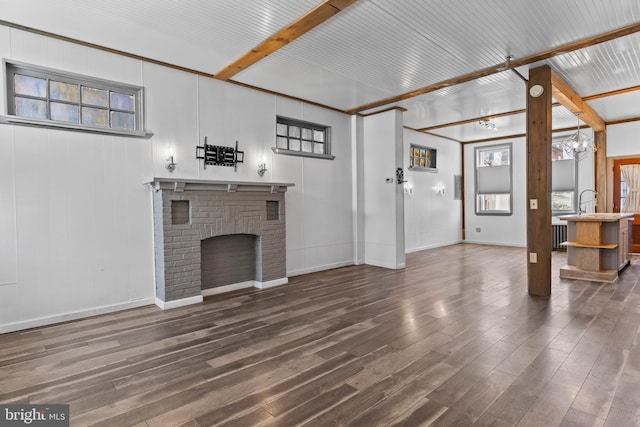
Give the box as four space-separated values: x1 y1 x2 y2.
196 137 244 171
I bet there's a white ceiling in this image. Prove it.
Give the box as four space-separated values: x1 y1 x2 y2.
2 0 640 142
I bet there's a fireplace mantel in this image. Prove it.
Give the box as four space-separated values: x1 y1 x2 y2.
147 178 294 193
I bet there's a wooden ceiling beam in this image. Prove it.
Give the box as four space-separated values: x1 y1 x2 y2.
215 0 359 81
347 21 640 115
550 70 605 132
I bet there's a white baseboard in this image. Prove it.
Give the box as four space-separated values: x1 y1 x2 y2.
405 240 463 254
0 298 155 335
155 295 203 310
254 277 288 289
201 281 254 296
288 260 353 277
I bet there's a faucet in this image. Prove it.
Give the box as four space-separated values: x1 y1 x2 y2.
578 189 597 214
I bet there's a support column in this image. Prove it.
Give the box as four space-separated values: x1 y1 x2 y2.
527 65 553 296
594 129 608 212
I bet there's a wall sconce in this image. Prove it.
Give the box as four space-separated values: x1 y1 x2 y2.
404 183 413 194
257 157 268 176
434 183 445 195
165 147 176 172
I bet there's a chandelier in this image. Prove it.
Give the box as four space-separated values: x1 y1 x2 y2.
552 113 595 161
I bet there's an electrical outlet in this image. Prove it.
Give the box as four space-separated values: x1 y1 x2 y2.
530 199 538 209
529 252 537 263
475 227 481 232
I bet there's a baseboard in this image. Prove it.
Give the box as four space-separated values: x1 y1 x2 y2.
254 277 288 289
201 281 254 297
0 298 155 335
288 260 353 277
406 240 463 253
155 295 203 310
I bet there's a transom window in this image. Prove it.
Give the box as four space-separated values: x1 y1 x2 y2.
475 143 512 215
3 60 148 136
273 116 334 160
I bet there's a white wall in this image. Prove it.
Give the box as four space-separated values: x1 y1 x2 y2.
403 129 462 252
0 24 354 332
608 121 640 157
464 138 527 247
362 110 405 269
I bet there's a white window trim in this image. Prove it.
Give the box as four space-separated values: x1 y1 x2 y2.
2 59 153 138
273 116 334 160
475 143 513 216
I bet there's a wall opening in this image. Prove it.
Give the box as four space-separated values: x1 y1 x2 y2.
201 234 257 290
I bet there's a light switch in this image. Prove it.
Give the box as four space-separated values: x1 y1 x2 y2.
530 199 538 209
529 252 537 263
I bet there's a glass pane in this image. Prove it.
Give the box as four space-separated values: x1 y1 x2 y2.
82 107 109 127
289 126 300 138
314 142 324 154
301 128 312 140
110 92 134 111
50 81 79 102
477 194 510 213
276 123 287 136
14 74 47 97
14 97 47 119
313 129 324 142
289 139 300 151
50 102 79 123
81 86 108 107
552 192 574 211
302 140 312 152
110 111 135 129
276 136 288 149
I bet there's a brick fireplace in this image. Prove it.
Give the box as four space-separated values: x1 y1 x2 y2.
148 178 293 309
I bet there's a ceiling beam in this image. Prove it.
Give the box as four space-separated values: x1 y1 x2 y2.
214 0 359 81
346 21 640 115
550 70 605 132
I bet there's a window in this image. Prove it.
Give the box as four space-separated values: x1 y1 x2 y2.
3 60 149 137
273 116 334 159
409 144 437 171
551 144 578 214
475 143 512 215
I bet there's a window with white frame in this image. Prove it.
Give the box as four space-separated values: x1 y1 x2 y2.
3 60 148 137
475 143 512 215
273 116 334 160
551 144 578 214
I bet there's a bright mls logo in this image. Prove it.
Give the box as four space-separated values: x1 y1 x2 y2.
0 405 69 426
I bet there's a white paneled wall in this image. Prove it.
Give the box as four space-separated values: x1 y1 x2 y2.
0 25 355 332
403 129 463 252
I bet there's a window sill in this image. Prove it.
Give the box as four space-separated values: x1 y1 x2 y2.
0 115 154 138
271 147 335 160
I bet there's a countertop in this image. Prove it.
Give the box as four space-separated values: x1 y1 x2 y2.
558 212 634 222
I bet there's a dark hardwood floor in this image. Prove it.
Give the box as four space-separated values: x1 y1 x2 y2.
1 243 640 426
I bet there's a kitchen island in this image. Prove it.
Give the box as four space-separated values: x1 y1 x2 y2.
559 213 633 283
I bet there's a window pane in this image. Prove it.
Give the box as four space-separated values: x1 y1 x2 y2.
552 192 574 211
81 86 108 107
15 97 47 119
276 136 288 149
302 128 312 140
110 92 134 111
111 111 135 129
314 142 324 154
313 129 324 142
289 139 300 151
82 107 109 127
477 194 511 213
289 126 300 138
276 123 287 136
302 140 312 152
50 102 79 123
14 74 47 97
50 81 79 102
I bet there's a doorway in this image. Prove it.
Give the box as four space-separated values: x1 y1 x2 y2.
613 158 640 253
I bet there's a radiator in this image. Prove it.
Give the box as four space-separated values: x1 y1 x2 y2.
552 224 567 251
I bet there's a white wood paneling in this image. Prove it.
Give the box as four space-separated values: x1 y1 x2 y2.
0 126 17 287
608 121 640 158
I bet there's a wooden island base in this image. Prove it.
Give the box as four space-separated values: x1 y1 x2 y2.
559 213 633 283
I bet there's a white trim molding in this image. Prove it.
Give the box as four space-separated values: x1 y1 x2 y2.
155 295 203 310
254 277 288 289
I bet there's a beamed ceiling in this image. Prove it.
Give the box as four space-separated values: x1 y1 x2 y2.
3 0 640 143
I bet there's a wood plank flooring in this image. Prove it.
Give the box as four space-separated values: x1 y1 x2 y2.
1 243 640 426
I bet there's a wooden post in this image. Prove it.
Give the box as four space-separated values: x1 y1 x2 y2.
594 129 607 212
527 66 553 296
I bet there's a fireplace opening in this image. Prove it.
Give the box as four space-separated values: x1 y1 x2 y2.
201 234 258 290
